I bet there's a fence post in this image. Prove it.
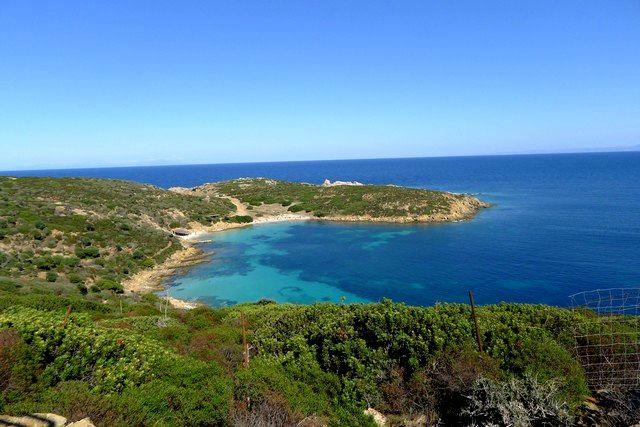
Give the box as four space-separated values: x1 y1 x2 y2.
61 305 72 328
468 290 484 352
241 313 250 368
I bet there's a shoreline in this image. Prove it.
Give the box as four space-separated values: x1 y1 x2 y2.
122 213 312 308
124 197 489 309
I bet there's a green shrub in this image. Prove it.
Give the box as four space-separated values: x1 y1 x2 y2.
96 279 124 294
235 357 335 421
34 255 57 270
75 246 100 259
46 272 58 282
61 256 80 268
0 279 21 292
0 307 232 425
140 258 155 268
228 215 253 224
0 294 110 314
68 273 83 284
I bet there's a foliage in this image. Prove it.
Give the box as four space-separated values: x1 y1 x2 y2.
0 176 235 288
0 306 232 425
226 215 253 224
0 293 631 424
205 178 483 220
460 375 573 426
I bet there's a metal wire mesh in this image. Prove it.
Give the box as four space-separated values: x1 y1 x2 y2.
570 288 640 391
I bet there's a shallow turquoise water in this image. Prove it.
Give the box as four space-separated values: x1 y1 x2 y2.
13 152 639 307
164 153 640 307
167 223 369 305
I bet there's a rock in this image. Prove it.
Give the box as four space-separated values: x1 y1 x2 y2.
0 413 67 426
364 408 387 426
297 415 328 426
54 205 68 216
67 417 96 427
172 228 190 236
322 179 364 187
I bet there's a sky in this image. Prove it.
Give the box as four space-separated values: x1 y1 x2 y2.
1 1 639 171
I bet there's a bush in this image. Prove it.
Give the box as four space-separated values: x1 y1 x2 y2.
75 246 100 259
96 279 124 294
228 215 253 224
61 256 80 268
0 279 21 292
68 273 83 284
460 375 573 425
0 307 232 424
140 258 155 268
46 272 58 282
0 294 110 314
34 255 57 270
76 284 88 295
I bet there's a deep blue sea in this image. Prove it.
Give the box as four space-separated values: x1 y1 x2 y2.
5 152 640 307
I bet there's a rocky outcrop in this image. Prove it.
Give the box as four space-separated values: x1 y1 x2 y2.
0 414 95 427
322 179 364 187
172 227 190 236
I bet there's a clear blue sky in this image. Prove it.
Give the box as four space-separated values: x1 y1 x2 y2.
1 1 639 170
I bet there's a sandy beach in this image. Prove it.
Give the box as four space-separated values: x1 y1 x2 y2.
123 209 312 308
123 189 487 309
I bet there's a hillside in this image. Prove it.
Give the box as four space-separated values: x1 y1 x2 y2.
0 176 488 296
2 176 633 425
2 288 633 426
0 177 235 292
194 178 489 223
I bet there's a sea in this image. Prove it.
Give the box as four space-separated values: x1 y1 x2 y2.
5 152 640 307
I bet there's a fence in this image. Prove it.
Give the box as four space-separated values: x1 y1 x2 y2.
570 288 640 391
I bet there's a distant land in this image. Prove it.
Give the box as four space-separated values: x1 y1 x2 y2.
2 146 638 173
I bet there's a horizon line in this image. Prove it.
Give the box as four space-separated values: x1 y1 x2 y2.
2 147 639 174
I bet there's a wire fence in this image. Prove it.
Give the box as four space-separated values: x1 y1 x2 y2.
570 288 640 391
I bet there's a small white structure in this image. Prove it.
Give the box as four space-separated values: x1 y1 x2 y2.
322 179 364 187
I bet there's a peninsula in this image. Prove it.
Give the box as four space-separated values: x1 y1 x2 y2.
0 176 487 294
0 175 630 425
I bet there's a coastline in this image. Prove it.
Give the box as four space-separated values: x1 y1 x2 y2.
123 191 489 309
122 212 313 308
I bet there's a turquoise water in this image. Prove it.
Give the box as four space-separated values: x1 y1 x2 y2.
167 223 369 306
10 152 640 307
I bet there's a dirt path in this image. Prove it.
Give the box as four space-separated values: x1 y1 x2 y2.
224 196 250 216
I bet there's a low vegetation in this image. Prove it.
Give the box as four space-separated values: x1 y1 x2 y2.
0 177 235 290
1 278 637 425
1 176 634 425
201 178 487 221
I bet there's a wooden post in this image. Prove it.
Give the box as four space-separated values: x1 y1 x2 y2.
240 313 250 368
61 305 72 328
468 290 483 352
